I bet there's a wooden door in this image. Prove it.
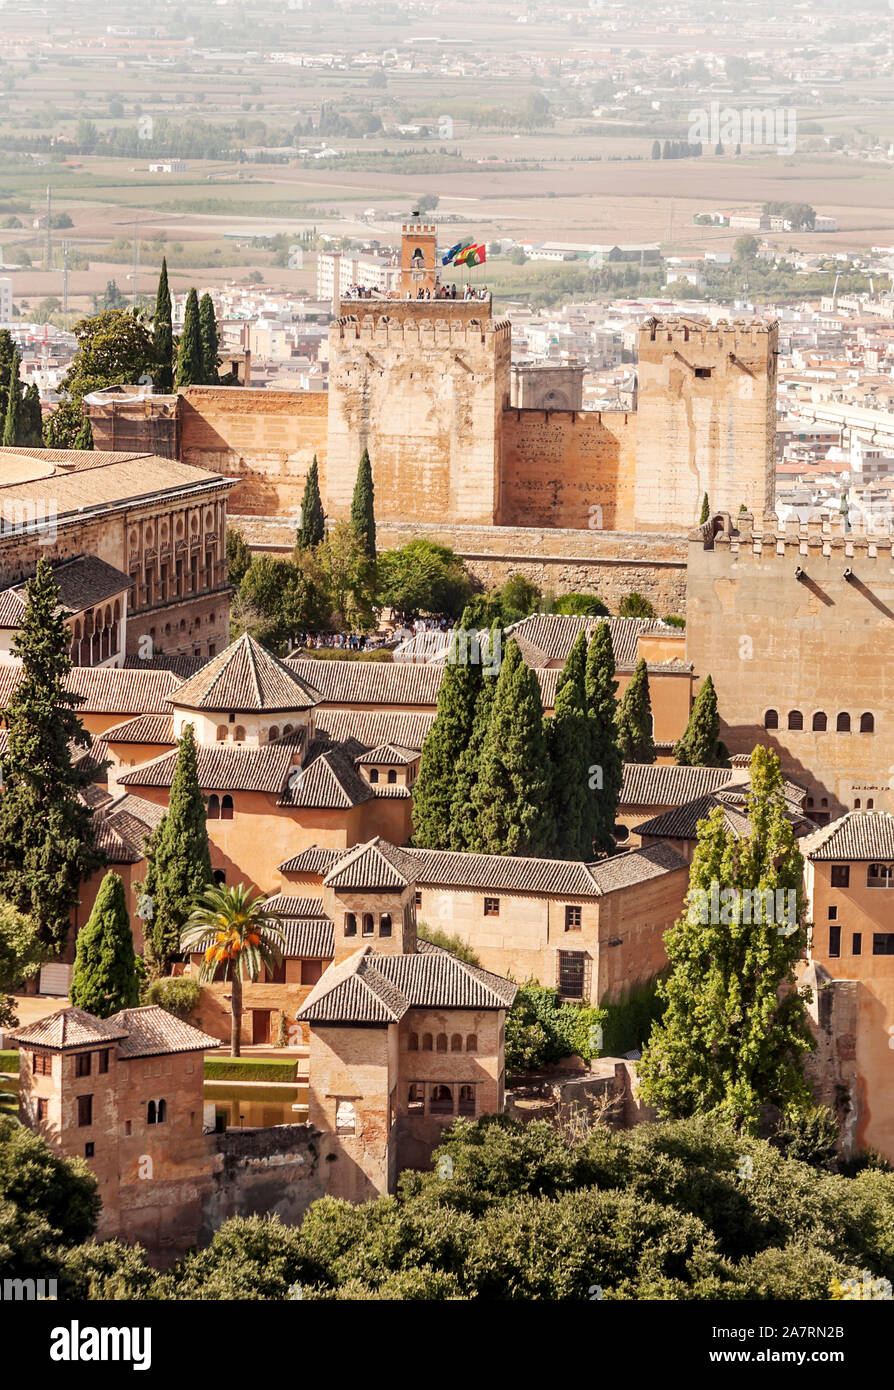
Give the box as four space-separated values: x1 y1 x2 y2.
252 1010 271 1045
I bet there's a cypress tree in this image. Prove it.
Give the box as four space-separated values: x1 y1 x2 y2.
199 292 220 385
73 414 93 450
468 638 551 857
699 492 710 524
21 383 43 447
615 657 655 763
544 648 592 860
297 456 326 549
69 871 140 1018
450 623 501 850
0 559 105 949
674 674 731 767
412 609 484 849
153 257 174 393
638 746 815 1133
0 330 15 420
143 723 213 974
585 621 623 856
350 447 376 559
175 288 204 389
2 351 22 446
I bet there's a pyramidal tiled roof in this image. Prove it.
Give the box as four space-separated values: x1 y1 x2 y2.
296 942 517 1024
10 1006 129 1049
106 1005 221 1058
169 633 322 714
323 837 417 891
507 614 683 667
804 811 894 861
353 743 420 767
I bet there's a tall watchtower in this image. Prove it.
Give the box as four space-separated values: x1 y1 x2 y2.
400 222 438 297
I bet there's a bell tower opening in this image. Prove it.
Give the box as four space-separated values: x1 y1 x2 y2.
400 221 438 297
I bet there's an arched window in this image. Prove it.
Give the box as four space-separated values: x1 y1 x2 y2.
466 1035 478 1053
213 869 227 886
268 726 280 742
362 913 374 937
787 710 803 731
206 794 220 819
387 769 397 784
233 725 246 742
868 799 875 809
868 863 890 888
379 913 392 938
450 1033 462 1052
764 709 779 730
837 712 851 732
860 713 875 733
458 1085 475 1116
812 712 827 732
216 725 227 742
147 1100 156 1125
221 795 234 820
855 798 862 809
436 1033 448 1052
283 723 294 737
344 913 357 936
408 1032 418 1051
369 768 379 783
157 1099 166 1124
422 1033 433 1051
407 1083 424 1113
430 1084 453 1115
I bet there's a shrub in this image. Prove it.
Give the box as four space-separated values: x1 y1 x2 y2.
142 975 201 1022
551 592 609 617
415 923 481 966
600 977 666 1057
505 982 605 1074
204 1057 298 1083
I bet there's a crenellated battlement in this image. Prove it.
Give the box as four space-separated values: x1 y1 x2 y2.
332 309 511 349
700 509 894 560
639 315 778 357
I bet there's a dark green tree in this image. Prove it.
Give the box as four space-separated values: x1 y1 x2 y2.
615 657 655 763
69 871 140 1018
700 493 710 524
674 675 731 767
0 330 15 421
0 559 105 948
2 350 22 446
412 609 484 849
638 746 815 1132
20 382 43 447
73 414 93 450
468 638 551 856
585 622 623 855
350 447 376 559
153 256 173 393
199 292 220 385
376 539 472 621
226 527 253 587
297 456 326 549
0 900 46 1028
451 623 501 849
545 664 592 860
141 723 213 974
175 288 204 389
618 591 656 619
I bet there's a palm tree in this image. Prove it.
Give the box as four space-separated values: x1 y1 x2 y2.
180 883 286 1057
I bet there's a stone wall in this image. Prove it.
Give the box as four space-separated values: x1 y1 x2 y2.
178 387 328 516
199 1124 334 1243
500 408 637 531
234 514 688 615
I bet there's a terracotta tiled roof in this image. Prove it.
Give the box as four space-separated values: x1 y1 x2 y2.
263 893 330 919
103 714 176 745
278 846 342 876
353 743 420 766
124 654 206 678
370 782 412 798
587 840 687 890
10 1006 129 1049
804 811 894 861
621 763 734 807
106 1005 221 1057
286 658 444 707
93 791 166 864
312 710 435 751
280 919 334 958
0 447 231 519
118 738 304 795
507 614 684 666
637 790 814 842
0 663 182 715
171 634 321 714
278 742 372 809
296 943 516 1024
324 837 417 890
403 845 601 896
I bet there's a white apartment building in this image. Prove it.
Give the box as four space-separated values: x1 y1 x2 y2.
316 251 399 303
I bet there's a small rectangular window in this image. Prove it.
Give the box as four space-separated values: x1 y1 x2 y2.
873 933 894 955
831 865 850 888
853 933 862 956
828 905 838 920
415 892 422 907
98 1050 110 1074
565 905 582 931
75 1053 91 1078
694 366 712 378
484 898 500 917
84 1142 94 1158
37 1098 48 1122
77 1095 93 1128
829 924 841 958
558 951 585 1000
33 1052 51 1076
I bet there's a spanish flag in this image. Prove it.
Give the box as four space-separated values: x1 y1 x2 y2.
455 243 486 267
441 239 474 266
